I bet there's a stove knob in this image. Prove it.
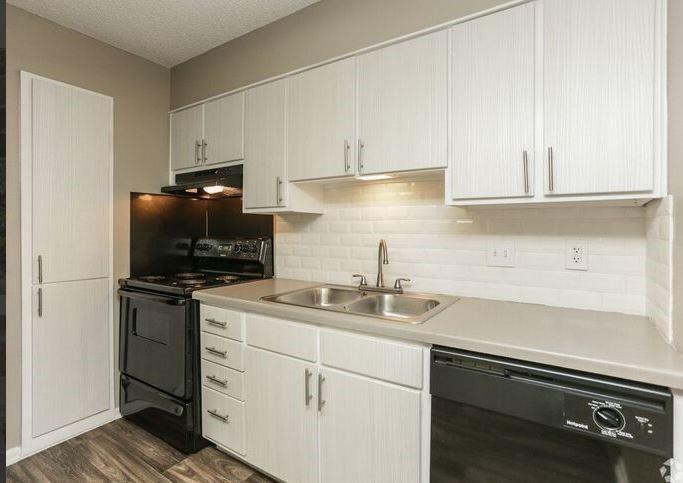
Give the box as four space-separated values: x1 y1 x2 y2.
594 407 624 431
233 243 242 254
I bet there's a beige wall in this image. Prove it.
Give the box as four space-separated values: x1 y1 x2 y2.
170 0 507 108
6 5 170 449
669 0 683 349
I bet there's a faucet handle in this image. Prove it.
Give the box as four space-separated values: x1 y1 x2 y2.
393 278 411 291
352 274 368 287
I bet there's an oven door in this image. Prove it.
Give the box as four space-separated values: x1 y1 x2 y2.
119 289 193 399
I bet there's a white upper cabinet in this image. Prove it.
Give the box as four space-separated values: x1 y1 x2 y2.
203 92 244 166
450 3 535 201
171 92 244 171
543 0 657 196
170 104 203 171
243 79 287 209
357 30 448 175
288 58 356 181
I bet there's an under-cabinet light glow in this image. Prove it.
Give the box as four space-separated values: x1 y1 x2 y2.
357 174 394 181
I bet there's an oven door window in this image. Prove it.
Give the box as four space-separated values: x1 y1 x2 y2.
431 396 669 483
119 292 190 399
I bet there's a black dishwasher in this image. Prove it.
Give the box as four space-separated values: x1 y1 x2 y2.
430 347 673 483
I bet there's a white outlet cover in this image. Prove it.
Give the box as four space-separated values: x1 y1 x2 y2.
486 241 515 267
565 240 588 271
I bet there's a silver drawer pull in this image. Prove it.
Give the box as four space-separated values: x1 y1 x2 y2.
205 346 227 358
206 318 228 328
207 409 229 423
206 375 228 387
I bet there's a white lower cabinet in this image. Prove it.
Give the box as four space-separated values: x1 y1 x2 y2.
318 368 422 483
245 346 319 483
202 386 246 455
200 305 427 482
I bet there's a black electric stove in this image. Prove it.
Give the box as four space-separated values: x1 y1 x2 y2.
118 236 272 453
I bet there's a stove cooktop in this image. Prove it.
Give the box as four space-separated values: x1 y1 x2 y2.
120 271 261 296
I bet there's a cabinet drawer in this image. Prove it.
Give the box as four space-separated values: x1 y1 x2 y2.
320 329 423 388
200 305 244 341
245 313 317 361
201 332 244 371
201 359 244 400
202 386 245 455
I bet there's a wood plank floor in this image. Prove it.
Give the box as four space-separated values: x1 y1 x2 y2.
7 418 274 482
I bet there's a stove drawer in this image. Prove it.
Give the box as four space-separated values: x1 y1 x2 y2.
202 386 245 455
200 304 244 341
201 332 244 371
201 359 244 400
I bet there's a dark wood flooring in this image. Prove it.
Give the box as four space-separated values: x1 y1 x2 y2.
7 418 274 482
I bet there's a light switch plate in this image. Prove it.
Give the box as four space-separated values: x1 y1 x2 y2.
565 240 588 271
486 241 515 267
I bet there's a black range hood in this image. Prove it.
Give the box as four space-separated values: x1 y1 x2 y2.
162 165 243 198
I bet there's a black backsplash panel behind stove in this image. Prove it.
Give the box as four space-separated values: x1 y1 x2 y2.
130 193 273 276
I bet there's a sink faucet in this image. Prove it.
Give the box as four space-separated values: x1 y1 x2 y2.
353 239 410 294
377 239 389 287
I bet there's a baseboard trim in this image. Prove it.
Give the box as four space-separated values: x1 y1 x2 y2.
6 446 22 466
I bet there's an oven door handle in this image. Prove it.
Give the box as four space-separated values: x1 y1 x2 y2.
118 289 186 306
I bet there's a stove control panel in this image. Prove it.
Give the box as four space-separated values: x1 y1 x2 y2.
194 237 270 261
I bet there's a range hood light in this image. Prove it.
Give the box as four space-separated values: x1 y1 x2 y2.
185 188 198 193
203 185 225 194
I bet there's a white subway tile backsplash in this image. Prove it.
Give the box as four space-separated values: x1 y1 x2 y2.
646 197 673 341
274 179 652 316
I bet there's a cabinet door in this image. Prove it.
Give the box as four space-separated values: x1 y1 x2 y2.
357 30 448 175
319 369 421 483
32 278 111 437
245 347 318 483
288 58 356 181
31 77 112 283
170 104 203 171
204 92 244 166
243 80 287 209
451 3 535 200
543 0 656 195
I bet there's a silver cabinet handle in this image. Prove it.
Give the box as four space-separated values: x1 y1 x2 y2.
523 150 529 194
305 368 313 406
38 288 43 317
207 409 229 423
344 140 351 173
547 147 554 192
276 176 283 205
206 375 228 387
205 318 227 328
317 373 326 411
205 346 227 358
37 255 43 284
357 139 364 172
202 139 208 164
195 140 201 165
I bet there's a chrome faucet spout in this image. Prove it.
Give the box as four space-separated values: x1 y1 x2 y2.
377 239 389 287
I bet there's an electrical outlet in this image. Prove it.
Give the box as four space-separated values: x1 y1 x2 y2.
486 241 515 267
565 240 588 271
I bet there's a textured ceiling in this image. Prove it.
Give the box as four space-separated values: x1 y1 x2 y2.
9 0 321 67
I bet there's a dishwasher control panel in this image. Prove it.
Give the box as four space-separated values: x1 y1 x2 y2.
563 393 670 453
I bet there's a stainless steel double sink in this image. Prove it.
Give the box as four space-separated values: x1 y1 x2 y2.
260 285 458 324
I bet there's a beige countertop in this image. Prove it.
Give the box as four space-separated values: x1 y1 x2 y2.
194 278 683 390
